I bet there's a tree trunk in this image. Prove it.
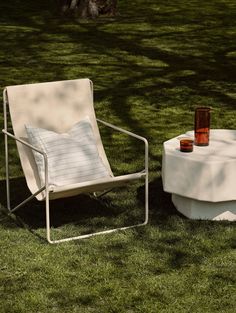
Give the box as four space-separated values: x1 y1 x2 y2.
77 0 99 18
59 0 117 18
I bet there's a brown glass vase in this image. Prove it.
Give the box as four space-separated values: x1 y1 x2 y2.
194 107 211 146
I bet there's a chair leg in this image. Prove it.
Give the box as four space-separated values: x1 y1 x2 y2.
45 186 53 244
5 130 11 212
144 171 149 225
4 174 148 244
46 178 149 244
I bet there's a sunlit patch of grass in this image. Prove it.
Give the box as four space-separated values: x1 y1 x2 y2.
226 51 236 59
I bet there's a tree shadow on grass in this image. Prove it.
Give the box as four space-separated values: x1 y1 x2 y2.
0 173 179 239
137 175 181 225
0 177 118 227
0 176 157 233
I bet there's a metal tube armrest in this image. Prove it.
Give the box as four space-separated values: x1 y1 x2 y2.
97 119 148 144
2 129 47 157
2 129 49 212
96 118 148 173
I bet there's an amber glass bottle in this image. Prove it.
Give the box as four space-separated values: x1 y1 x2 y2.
194 107 211 146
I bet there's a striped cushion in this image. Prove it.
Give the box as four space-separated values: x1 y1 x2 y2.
25 118 111 187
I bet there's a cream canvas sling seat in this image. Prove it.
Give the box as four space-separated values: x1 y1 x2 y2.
3 78 148 244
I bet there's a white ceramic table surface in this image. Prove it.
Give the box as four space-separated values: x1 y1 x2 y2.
162 129 236 202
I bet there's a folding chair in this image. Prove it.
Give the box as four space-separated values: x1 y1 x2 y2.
2 78 148 244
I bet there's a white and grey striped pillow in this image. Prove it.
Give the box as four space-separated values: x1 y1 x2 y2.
25 118 110 187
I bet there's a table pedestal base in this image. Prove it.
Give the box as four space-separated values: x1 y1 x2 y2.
172 194 236 221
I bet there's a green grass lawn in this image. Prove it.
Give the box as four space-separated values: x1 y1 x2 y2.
0 0 236 312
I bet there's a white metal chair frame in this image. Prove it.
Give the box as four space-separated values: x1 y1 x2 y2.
2 88 149 244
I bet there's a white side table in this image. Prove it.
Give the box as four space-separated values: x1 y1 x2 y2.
162 129 236 221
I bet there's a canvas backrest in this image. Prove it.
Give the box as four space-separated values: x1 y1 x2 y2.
5 78 112 200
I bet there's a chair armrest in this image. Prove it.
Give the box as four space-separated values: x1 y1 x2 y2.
96 119 148 175
2 129 46 156
97 119 148 144
2 129 49 187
